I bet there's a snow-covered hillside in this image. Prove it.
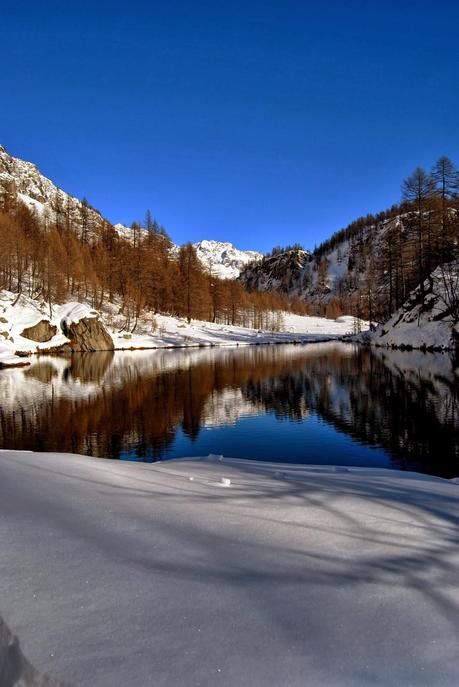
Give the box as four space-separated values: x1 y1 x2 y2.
239 218 403 304
0 144 108 240
368 260 459 350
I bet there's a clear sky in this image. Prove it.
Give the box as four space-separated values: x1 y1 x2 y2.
1 0 458 251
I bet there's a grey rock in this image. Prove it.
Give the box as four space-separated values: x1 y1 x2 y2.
20 321 57 343
61 317 114 352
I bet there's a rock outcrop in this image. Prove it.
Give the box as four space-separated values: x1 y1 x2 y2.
62 317 114 352
21 320 57 343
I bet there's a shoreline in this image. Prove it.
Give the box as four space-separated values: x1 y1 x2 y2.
2 335 457 370
0 334 348 369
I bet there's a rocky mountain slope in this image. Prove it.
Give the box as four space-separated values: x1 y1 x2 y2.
0 144 106 240
240 247 313 294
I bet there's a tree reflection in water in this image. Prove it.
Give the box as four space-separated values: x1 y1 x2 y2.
0 343 457 477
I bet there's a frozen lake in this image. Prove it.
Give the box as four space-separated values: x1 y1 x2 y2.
0 342 458 477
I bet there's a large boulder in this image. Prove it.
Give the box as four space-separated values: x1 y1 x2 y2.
62 316 114 352
21 320 57 343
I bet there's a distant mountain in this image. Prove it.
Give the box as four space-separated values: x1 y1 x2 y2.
191 240 262 279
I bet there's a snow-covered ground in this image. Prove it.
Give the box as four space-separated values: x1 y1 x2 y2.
0 290 367 367
1 450 458 687
112 312 363 349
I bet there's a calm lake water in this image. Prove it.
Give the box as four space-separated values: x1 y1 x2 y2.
1 342 458 477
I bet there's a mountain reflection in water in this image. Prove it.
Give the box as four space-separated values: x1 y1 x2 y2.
0 343 458 477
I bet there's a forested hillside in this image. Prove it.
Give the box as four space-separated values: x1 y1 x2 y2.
0 145 305 331
240 157 459 323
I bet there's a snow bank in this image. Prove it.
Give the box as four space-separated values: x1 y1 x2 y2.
1 451 458 687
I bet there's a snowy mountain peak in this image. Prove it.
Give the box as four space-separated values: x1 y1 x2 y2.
193 240 263 279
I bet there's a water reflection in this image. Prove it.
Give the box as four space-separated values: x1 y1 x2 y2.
0 344 457 477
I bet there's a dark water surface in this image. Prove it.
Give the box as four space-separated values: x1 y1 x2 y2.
1 343 458 477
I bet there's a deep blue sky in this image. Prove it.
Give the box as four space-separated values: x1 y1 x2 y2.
1 1 458 251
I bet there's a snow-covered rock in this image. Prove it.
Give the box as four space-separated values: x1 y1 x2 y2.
0 292 114 366
61 314 114 352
